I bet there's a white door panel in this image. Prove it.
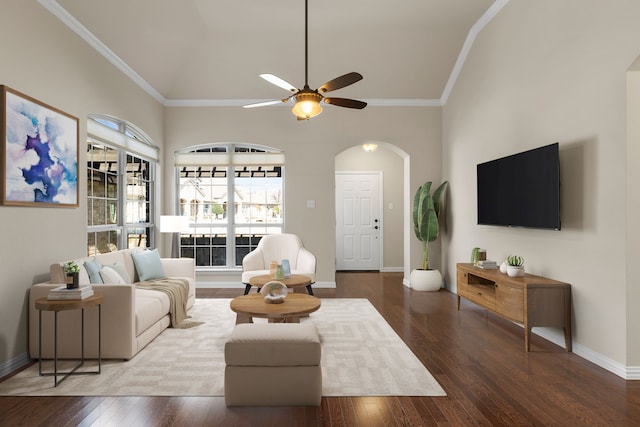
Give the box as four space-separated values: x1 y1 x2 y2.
336 173 381 270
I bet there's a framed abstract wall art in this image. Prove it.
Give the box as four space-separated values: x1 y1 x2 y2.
1 86 79 207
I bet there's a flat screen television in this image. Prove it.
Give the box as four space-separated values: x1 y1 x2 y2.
477 143 560 230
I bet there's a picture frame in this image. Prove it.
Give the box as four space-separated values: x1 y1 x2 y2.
1 85 79 207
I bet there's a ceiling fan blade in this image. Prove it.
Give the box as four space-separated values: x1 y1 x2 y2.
324 97 367 109
243 99 286 109
318 72 363 93
259 74 298 93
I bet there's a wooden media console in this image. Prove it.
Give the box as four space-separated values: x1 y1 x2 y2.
456 263 572 352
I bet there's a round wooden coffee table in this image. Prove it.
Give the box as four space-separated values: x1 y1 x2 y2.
230 293 321 324
247 274 314 295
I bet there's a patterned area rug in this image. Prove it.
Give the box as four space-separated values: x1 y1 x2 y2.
0 298 446 397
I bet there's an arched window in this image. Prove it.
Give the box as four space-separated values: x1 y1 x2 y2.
174 143 284 269
86 114 159 255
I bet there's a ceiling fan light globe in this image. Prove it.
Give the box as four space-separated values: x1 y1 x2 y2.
292 93 323 120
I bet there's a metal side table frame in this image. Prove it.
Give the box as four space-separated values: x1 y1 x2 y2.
36 293 103 387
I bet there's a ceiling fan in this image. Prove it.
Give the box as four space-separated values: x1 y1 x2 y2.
243 0 367 120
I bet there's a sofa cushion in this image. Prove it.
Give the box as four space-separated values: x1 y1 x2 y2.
84 258 104 284
132 249 166 281
135 288 170 336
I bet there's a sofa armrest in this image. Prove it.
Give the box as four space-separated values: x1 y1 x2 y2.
161 257 195 280
29 282 137 360
242 248 265 274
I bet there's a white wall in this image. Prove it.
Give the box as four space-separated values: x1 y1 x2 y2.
442 0 640 373
0 1 163 368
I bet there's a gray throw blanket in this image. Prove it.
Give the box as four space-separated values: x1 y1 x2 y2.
135 278 201 329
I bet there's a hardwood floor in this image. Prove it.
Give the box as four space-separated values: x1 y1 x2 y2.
2 272 639 426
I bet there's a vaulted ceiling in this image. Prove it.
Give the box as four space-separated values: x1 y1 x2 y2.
42 0 502 106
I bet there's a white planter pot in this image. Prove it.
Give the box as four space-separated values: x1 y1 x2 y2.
506 265 525 277
410 269 442 291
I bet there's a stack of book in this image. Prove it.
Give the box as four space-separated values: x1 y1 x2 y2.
47 285 94 300
477 260 498 269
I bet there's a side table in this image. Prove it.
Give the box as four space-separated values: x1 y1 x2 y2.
35 293 103 387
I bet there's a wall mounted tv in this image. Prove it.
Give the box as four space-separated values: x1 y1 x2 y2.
477 142 560 230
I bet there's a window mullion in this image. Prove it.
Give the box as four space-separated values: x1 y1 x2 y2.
227 165 235 267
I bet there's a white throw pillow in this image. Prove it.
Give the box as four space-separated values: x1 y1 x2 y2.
100 266 126 284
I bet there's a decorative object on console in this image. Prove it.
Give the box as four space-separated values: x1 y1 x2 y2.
260 281 288 304
499 261 508 274
63 261 80 289
1 85 79 207
477 260 497 269
410 181 448 291
506 255 525 277
471 247 480 265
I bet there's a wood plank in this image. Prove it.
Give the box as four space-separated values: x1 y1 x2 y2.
0 272 638 425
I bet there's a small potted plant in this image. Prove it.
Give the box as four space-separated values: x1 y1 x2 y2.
506 255 525 277
63 261 80 289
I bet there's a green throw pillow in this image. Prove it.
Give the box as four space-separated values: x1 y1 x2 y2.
83 258 104 284
132 249 166 281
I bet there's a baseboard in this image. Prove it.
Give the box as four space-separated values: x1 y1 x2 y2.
380 267 404 273
196 280 336 289
0 352 31 379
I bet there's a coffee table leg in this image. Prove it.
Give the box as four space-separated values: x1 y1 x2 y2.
235 313 253 324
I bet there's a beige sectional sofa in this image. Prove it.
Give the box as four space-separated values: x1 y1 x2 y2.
29 248 196 360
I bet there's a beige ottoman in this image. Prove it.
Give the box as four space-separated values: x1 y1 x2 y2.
224 323 322 406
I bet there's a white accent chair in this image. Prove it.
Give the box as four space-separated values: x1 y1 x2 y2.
241 234 316 295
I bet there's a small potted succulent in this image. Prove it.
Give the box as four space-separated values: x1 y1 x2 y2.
63 261 80 289
506 255 525 277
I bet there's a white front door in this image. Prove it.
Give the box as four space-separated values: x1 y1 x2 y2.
335 172 381 270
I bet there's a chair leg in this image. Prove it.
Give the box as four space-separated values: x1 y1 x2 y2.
243 284 252 295
306 284 314 295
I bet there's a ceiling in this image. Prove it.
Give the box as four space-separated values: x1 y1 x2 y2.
42 0 502 106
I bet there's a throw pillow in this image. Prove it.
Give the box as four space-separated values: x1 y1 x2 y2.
99 266 126 284
83 258 104 284
110 260 133 284
131 249 166 281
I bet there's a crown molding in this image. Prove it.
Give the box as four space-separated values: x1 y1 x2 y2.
165 98 442 108
440 0 510 104
39 0 506 109
37 0 166 104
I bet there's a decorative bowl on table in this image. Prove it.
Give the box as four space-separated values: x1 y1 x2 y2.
260 281 288 304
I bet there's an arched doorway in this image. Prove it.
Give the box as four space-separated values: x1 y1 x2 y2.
334 142 410 277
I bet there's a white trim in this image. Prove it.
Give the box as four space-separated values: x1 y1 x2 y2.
166 99 442 108
39 0 504 108
381 266 404 273
37 0 165 104
440 0 510 104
